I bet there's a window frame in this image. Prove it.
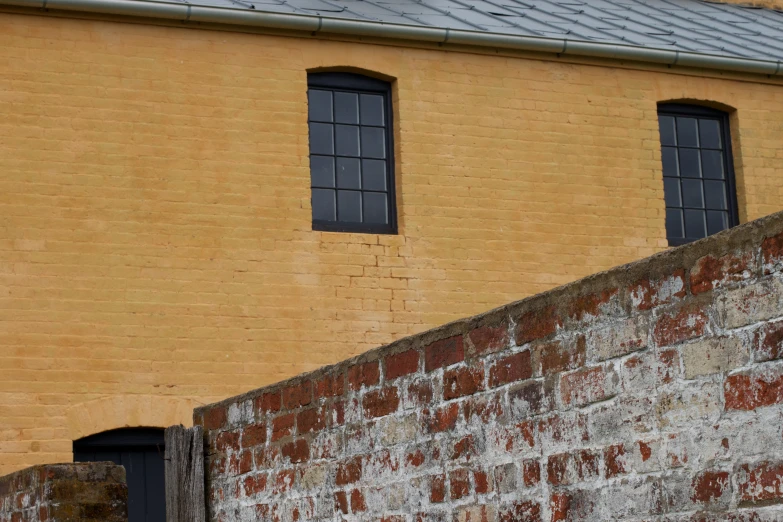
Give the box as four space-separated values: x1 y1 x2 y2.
658 103 740 246
307 72 398 235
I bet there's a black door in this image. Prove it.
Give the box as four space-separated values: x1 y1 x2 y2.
74 428 166 522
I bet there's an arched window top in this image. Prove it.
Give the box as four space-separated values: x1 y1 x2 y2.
308 71 391 92
73 427 164 450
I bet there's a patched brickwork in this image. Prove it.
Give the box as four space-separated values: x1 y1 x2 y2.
196 211 783 520
0 462 127 522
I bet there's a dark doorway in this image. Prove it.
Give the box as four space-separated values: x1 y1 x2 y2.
73 428 166 522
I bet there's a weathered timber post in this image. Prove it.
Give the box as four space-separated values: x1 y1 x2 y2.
165 425 206 522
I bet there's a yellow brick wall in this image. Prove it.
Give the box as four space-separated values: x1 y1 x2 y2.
715 0 783 8
1 12 782 474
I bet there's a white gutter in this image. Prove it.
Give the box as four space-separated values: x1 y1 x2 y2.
2 0 782 76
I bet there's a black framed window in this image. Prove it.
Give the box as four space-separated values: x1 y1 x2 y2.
307 72 396 234
657 104 739 246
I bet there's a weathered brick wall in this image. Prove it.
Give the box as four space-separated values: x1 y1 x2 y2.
0 462 127 522
196 210 783 521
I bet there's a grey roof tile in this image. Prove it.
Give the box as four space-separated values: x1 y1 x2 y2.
164 0 783 62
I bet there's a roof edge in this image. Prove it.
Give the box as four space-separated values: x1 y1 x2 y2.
3 0 782 77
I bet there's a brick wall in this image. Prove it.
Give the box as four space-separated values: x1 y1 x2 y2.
0 462 127 522
196 210 783 521
3 10 783 474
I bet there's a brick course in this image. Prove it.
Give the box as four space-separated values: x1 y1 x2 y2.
0 463 127 522
198 211 783 520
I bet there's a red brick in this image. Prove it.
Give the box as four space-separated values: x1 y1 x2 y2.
547 453 568 486
296 408 326 434
568 288 618 322
243 474 267 496
363 387 399 418
430 474 446 503
203 406 227 431
334 491 349 514
754 321 783 362
691 470 729 504
428 403 460 433
630 269 687 311
725 368 783 411
215 431 240 453
762 230 783 274
336 456 362 486
638 440 653 462
653 303 709 347
468 323 510 356
737 461 783 505
350 489 366 512
407 380 433 407
384 350 420 380
499 500 540 522
463 394 504 423
450 434 477 461
450 468 471 500
443 365 485 400
560 366 615 407
424 335 465 372
242 424 267 448
691 252 753 294
515 305 562 345
550 493 569 522
509 380 551 416
658 349 680 384
604 444 626 478
254 391 282 415
282 381 312 410
474 469 491 494
271 413 295 441
314 373 344 400
228 450 252 476
550 492 594 522
281 439 309 464
535 339 584 376
522 459 540 487
348 361 380 390
489 351 533 387
406 450 425 468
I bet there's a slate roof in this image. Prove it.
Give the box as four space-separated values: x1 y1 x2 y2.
161 0 783 62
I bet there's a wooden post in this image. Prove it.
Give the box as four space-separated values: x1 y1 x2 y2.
165 425 206 522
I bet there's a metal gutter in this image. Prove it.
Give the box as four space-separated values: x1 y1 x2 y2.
2 0 782 76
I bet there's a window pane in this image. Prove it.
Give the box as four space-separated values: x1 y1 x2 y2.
706 210 729 235
361 94 385 126
681 179 704 208
336 157 361 189
658 116 676 146
663 178 681 207
361 127 386 159
699 119 722 149
701 150 724 180
337 190 362 222
334 92 359 124
661 147 679 177
310 156 335 188
308 90 333 122
676 117 699 147
362 159 387 191
678 149 701 178
335 125 360 157
704 180 727 210
363 192 388 224
309 123 334 155
684 209 707 239
666 208 684 239
312 189 336 221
